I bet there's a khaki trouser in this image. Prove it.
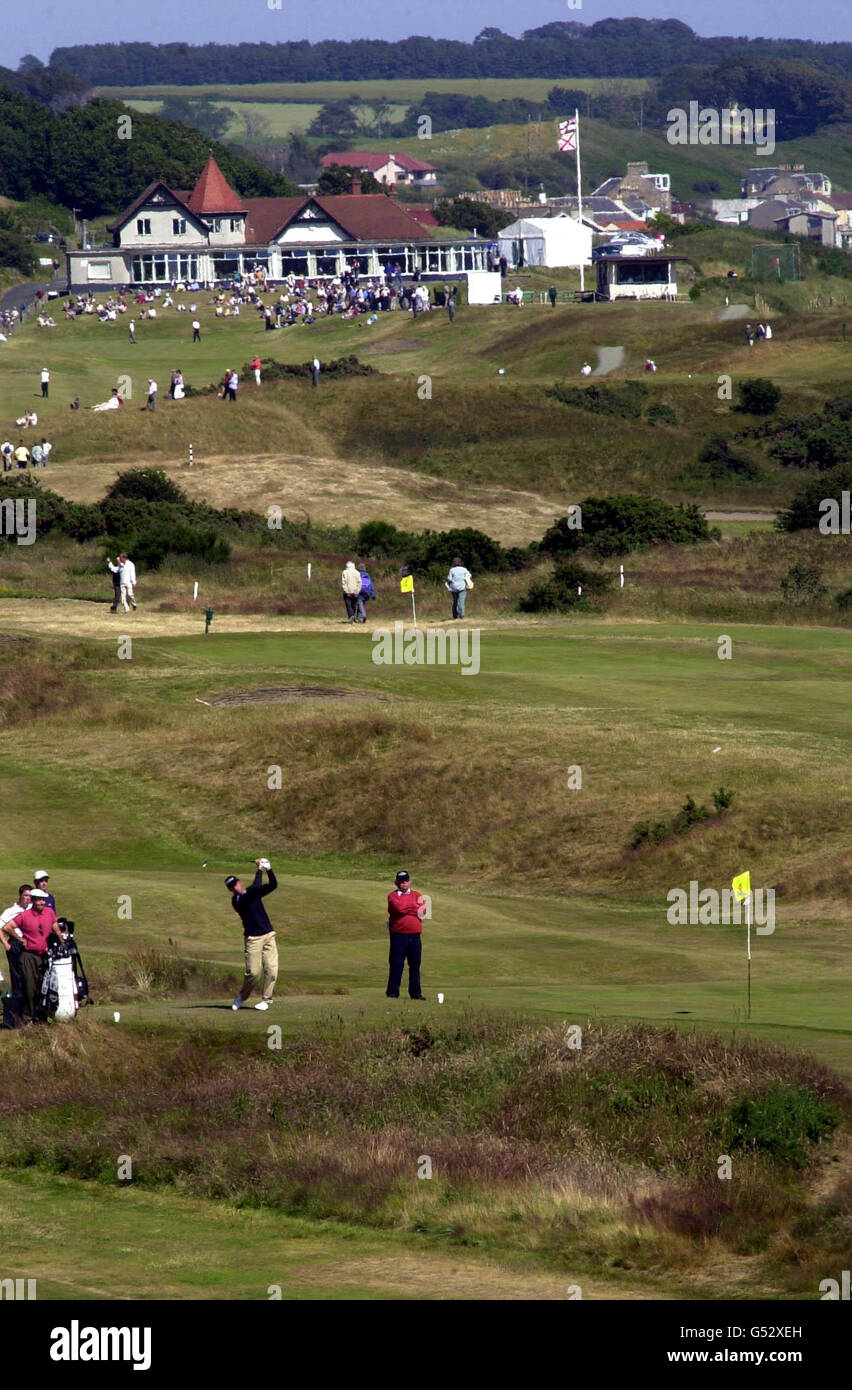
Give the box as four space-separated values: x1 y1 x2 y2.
239 931 278 1003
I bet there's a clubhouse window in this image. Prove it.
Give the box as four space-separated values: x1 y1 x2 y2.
280 250 309 275
172 218 187 236
136 218 151 236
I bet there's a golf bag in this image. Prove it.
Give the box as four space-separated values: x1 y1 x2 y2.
57 918 92 1007
41 944 77 1021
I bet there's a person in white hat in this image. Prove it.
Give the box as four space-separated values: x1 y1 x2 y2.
32 869 55 911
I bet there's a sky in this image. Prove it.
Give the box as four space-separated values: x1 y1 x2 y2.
5 0 851 65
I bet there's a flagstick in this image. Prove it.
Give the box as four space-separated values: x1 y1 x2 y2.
575 107 584 295
746 893 752 1020
411 591 416 625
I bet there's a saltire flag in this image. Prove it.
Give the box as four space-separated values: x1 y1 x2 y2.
731 871 751 901
558 118 578 152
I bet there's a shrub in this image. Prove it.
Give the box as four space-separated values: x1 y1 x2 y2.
646 402 677 427
355 520 412 557
728 1086 839 1168
518 558 612 613
834 586 852 610
547 380 649 418
780 561 827 606
693 435 762 480
777 463 852 531
540 496 709 558
670 795 710 834
737 378 781 415
103 468 188 504
629 819 669 849
712 786 736 813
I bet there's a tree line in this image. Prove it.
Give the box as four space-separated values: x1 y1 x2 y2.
0 87 295 219
48 21 852 86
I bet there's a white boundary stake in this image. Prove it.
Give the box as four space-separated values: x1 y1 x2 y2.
189 443 194 467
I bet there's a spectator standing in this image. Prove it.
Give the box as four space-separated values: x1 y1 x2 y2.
106 556 122 611
250 356 262 386
40 367 50 398
30 441 43 468
226 369 238 402
311 356 320 388
445 555 473 619
117 553 137 611
0 885 32 1001
2 888 56 1023
341 560 362 621
1 440 12 471
385 870 427 1000
146 378 157 410
40 438 51 467
548 285 558 307
192 319 201 342
32 870 55 911
129 319 136 343
355 564 377 623
14 441 29 468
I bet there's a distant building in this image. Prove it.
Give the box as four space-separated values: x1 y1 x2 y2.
319 151 438 187
741 167 831 198
748 197 837 247
829 193 852 249
592 162 672 216
66 154 486 289
596 253 681 302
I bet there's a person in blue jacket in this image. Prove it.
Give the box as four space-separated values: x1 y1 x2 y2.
355 564 377 623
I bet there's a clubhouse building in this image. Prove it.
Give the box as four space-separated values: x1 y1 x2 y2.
66 154 488 290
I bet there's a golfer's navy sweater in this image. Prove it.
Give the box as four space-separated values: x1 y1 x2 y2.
232 870 277 936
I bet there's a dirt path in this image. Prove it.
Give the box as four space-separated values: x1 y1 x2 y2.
716 304 751 321
704 509 775 522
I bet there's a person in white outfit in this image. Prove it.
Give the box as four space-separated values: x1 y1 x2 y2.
111 553 137 611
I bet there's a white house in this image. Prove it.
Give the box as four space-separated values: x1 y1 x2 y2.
496 214 592 269
66 155 486 290
319 151 439 187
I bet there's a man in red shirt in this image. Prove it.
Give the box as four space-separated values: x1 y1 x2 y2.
386 870 427 1000
2 887 56 1022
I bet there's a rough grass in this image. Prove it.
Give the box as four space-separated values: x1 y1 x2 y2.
0 1014 846 1296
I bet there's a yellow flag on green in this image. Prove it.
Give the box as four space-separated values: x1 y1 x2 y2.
400 575 414 593
731 871 751 901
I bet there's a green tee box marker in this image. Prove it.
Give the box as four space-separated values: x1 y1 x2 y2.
205 608 214 634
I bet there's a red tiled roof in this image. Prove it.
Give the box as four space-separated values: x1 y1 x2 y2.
242 193 432 245
187 154 245 215
243 197 309 245
320 150 436 173
406 207 439 227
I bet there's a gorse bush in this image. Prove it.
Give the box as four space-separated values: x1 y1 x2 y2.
630 789 734 850
355 521 531 575
693 435 762 481
780 561 827 606
540 496 709 559
646 402 677 427
518 558 612 613
777 463 852 531
737 378 782 415
547 380 649 419
728 1086 839 1168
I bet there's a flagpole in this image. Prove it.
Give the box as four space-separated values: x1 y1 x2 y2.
746 892 752 1020
575 107 584 294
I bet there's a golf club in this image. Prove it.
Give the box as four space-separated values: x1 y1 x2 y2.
201 858 262 869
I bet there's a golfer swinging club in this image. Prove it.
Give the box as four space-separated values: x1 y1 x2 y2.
227 858 278 1011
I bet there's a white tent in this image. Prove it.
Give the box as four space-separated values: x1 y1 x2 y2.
497 214 592 269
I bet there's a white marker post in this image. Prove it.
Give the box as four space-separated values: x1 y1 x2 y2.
619 564 624 589
193 581 199 602
307 563 311 581
746 891 752 1020
189 443 194 467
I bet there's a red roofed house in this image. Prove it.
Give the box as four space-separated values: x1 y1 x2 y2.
320 151 438 187
67 154 483 290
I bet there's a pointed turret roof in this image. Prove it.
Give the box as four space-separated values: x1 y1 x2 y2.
187 153 245 216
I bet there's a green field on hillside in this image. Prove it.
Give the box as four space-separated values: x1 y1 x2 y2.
99 77 651 104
